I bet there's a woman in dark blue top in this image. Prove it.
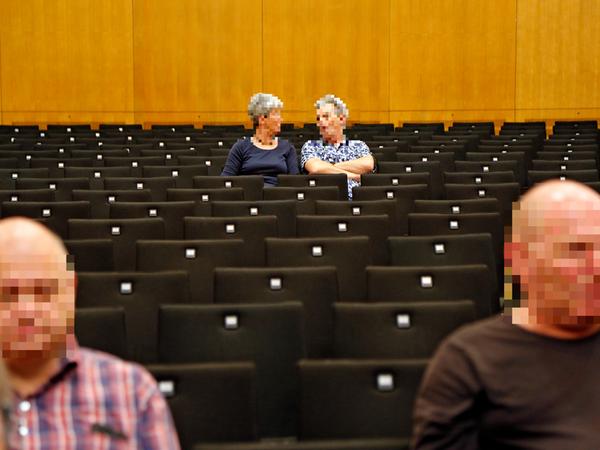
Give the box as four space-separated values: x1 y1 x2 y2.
221 93 299 186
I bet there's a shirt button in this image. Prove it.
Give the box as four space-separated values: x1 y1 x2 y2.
18 425 29 437
19 401 31 413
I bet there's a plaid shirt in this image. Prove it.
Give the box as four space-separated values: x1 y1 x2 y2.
6 341 180 450
300 138 372 199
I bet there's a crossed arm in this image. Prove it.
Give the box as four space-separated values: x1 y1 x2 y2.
304 155 375 182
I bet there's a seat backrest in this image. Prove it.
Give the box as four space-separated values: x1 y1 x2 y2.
266 236 370 302
102 177 177 201
299 359 427 439
64 238 114 271
262 186 339 214
15 177 91 201
77 271 190 363
277 174 348 200
68 217 165 270
388 233 498 297
2 200 90 239
214 266 338 358
413 198 500 215
377 161 443 199
296 215 392 264
159 302 305 437
75 307 128 359
211 200 297 237
367 265 498 317
110 201 196 239
184 216 278 265
193 175 264 201
137 239 244 303
148 362 258 449
351 185 430 234
333 301 476 358
72 189 153 219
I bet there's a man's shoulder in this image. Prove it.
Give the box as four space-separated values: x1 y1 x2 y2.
444 314 514 349
301 139 323 149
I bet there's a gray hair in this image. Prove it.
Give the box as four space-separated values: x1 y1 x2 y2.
315 94 349 118
248 93 283 126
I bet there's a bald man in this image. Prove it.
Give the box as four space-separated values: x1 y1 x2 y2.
412 180 600 449
0 218 180 449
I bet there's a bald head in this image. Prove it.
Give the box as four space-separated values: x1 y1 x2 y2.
0 218 67 262
508 180 600 328
0 218 74 359
513 180 600 242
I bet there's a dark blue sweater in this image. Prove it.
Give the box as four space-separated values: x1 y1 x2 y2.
221 138 299 186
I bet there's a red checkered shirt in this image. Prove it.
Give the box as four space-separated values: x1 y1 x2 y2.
6 341 180 450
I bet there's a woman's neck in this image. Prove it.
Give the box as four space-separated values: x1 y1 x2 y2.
253 127 276 146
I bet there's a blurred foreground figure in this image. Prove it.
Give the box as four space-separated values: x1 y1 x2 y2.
0 218 180 450
412 180 600 449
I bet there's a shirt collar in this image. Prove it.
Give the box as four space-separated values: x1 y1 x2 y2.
12 335 81 401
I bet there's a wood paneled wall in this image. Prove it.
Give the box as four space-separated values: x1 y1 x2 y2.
0 0 598 126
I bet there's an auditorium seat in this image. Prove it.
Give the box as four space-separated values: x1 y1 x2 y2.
74 307 128 359
443 182 520 225
104 156 165 176
388 233 498 296
2 200 90 239
167 187 245 204
193 175 264 201
77 271 189 363
16 177 91 201
351 185 429 234
110 201 195 239
184 216 278 265
29 157 93 178
142 164 210 188
136 239 244 303
148 362 258 450
211 200 297 237
214 266 338 357
454 160 525 186
367 265 498 317
277 174 348 200
333 301 476 358
296 215 392 264
531 160 597 171
159 302 305 437
442 171 516 184
68 217 165 270
65 239 114 271
64 167 132 189
395 151 455 173
103 176 177 202
0 189 55 212
413 198 500 214
298 359 426 440
377 161 443 199
262 186 339 214
408 212 504 265
315 199 399 234
72 189 153 219
266 236 370 302
528 169 599 186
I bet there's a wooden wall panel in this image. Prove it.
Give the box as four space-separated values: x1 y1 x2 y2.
262 0 390 124
515 0 600 120
133 0 262 125
389 0 517 124
1 0 599 126
0 0 134 124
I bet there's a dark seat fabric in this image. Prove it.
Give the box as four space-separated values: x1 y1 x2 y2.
159 302 306 438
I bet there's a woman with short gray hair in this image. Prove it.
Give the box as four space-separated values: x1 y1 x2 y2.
221 93 299 186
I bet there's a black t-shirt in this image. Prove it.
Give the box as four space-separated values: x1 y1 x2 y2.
412 314 600 449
